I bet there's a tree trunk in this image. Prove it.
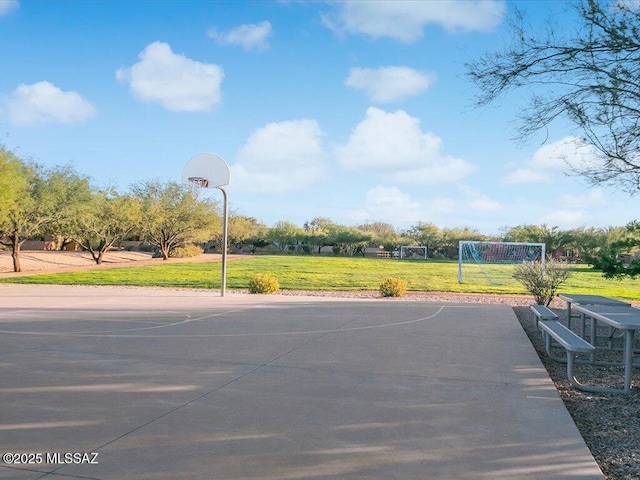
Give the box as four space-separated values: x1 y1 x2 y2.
93 245 109 265
88 247 101 265
11 235 21 272
85 239 114 265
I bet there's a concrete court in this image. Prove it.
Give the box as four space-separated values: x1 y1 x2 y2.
0 285 603 480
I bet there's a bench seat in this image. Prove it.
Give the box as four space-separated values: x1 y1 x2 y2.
537 320 623 393
530 304 558 329
538 320 595 354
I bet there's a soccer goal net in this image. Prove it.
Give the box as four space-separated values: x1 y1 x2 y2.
400 246 427 259
457 241 546 285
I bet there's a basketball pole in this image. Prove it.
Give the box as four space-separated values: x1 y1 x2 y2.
219 186 228 297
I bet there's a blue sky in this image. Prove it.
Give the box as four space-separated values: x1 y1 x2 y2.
0 0 634 235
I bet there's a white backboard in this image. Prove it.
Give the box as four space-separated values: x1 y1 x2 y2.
182 153 230 188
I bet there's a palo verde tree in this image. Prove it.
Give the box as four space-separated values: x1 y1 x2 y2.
0 147 24 227
302 217 336 254
132 180 221 260
0 149 91 272
225 214 267 252
357 222 399 252
467 0 640 192
404 222 443 258
439 227 487 259
333 227 372 256
69 188 143 265
266 221 302 253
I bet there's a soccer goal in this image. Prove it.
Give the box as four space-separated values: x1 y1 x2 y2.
400 246 427 259
457 241 545 285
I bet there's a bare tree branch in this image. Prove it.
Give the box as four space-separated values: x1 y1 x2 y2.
466 0 640 192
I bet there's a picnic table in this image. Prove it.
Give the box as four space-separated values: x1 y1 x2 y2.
557 293 630 336
572 303 640 394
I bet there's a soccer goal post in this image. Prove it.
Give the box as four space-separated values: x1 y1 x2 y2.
457 241 546 284
400 246 427 259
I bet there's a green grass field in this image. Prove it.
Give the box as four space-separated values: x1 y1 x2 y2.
2 255 640 301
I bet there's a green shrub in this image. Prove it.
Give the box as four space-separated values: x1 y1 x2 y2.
248 273 280 294
513 258 572 306
379 277 408 297
170 244 204 258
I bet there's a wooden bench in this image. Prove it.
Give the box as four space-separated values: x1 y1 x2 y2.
537 320 606 393
530 304 558 329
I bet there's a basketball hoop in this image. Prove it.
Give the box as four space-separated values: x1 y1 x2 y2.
182 153 229 188
181 153 231 297
188 176 209 188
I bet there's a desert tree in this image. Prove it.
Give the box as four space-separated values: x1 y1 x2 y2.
502 224 573 258
558 226 615 260
69 188 143 264
225 214 267 252
332 227 372 257
466 0 640 192
302 217 336 254
439 227 487 259
132 180 221 260
404 222 443 258
357 222 399 252
0 149 91 272
0 147 24 227
266 221 302 253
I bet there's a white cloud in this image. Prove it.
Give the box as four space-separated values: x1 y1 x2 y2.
351 184 504 231
347 185 423 225
459 185 503 212
558 188 608 210
0 0 18 16
116 41 223 112
558 137 604 172
322 0 506 43
535 189 609 228
347 186 459 227
615 0 640 11
345 66 436 103
364 185 420 212
207 21 272 51
232 119 326 193
501 167 550 184
501 136 599 184
7 81 97 126
429 197 457 215
334 107 474 185
541 209 591 228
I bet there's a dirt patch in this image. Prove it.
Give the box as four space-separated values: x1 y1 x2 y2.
0 251 228 277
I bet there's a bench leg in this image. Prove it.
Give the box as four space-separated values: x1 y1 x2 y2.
566 352 630 395
542 331 567 363
542 331 632 394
